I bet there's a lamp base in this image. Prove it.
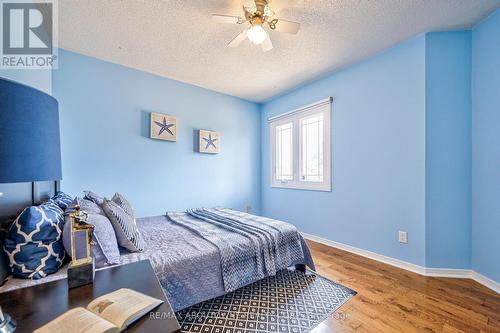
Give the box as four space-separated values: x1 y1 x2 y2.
0 314 16 333
67 258 95 289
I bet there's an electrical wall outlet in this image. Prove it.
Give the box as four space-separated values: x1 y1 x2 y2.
399 231 408 244
246 205 252 213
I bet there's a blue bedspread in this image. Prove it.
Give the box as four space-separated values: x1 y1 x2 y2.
168 208 314 292
0 209 314 312
104 210 315 311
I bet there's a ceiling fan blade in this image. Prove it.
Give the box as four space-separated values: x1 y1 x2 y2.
261 34 273 52
212 14 244 24
270 19 300 34
241 0 255 7
228 29 248 48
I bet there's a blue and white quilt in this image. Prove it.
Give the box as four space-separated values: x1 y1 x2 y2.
167 208 314 292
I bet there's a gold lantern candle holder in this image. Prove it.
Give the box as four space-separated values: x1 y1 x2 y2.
67 205 96 289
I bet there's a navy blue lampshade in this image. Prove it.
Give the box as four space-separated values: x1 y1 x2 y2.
0 77 62 183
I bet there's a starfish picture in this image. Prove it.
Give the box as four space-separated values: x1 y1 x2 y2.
203 132 218 150
154 117 175 136
198 129 220 153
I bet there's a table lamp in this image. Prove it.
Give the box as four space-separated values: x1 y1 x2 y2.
0 306 16 333
0 77 62 189
0 77 62 333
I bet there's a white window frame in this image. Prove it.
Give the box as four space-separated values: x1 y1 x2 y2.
269 97 332 191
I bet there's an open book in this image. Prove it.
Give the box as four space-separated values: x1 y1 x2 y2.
34 288 164 333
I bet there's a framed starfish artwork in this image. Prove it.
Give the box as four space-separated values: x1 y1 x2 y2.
150 112 177 141
199 130 220 154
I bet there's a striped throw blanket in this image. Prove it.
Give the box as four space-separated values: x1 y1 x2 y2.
166 208 309 292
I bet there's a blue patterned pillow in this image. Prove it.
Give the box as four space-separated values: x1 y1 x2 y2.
51 191 74 210
3 201 66 279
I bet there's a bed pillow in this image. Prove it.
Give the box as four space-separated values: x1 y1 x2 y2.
65 197 104 216
102 199 145 252
51 191 74 210
111 193 134 217
3 201 65 279
62 199 120 268
83 190 105 206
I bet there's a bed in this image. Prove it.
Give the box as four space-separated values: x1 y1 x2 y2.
0 208 314 311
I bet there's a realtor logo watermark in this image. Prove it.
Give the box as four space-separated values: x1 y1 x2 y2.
1 0 58 69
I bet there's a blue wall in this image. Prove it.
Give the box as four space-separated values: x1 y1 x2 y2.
425 32 472 269
261 37 427 266
260 18 500 283
471 10 500 283
0 69 51 94
53 49 261 217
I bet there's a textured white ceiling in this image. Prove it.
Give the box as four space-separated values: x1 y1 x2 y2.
58 0 500 102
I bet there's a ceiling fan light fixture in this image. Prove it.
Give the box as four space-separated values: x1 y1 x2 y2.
215 0 299 51
247 24 267 44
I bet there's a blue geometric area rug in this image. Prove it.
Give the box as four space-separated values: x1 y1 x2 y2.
176 268 357 333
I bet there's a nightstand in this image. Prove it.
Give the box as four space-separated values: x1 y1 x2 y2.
0 260 181 333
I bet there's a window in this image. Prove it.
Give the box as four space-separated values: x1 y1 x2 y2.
269 98 331 191
275 122 293 181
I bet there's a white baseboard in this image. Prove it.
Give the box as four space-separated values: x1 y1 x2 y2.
471 271 500 294
301 232 428 275
301 232 500 294
424 267 472 278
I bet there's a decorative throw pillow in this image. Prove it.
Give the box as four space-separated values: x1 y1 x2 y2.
102 199 145 252
65 197 104 216
3 201 65 279
111 193 134 217
83 190 105 206
62 200 120 268
51 191 74 210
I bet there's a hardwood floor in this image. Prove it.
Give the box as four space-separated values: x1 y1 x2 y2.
307 240 500 333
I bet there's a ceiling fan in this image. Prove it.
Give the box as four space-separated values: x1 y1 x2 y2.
212 0 300 52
